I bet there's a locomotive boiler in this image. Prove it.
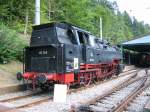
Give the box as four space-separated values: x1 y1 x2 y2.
17 22 123 90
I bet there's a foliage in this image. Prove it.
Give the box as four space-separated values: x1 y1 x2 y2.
0 0 150 62
0 23 27 63
45 0 150 43
0 0 34 33
1 0 150 43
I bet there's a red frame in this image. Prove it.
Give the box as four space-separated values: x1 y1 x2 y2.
22 59 120 88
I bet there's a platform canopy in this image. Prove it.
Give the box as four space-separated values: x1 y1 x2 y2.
122 35 150 52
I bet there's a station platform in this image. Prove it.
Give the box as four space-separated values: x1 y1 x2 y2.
144 98 150 112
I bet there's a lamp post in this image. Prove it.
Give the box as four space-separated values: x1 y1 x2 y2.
35 0 40 25
99 17 103 40
97 0 103 40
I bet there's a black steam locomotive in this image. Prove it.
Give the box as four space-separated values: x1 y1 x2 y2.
17 22 123 90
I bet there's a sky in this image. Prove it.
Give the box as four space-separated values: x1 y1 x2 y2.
108 0 150 24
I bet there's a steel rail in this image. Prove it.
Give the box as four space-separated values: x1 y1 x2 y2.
114 75 149 112
70 69 145 112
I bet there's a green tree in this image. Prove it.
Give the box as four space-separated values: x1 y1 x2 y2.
0 24 27 63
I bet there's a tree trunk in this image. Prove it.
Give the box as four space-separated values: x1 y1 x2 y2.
24 9 29 36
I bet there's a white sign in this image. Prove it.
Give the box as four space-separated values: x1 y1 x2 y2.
53 84 67 103
74 58 79 69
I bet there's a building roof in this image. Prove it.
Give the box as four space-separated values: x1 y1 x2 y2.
122 35 150 52
122 35 150 45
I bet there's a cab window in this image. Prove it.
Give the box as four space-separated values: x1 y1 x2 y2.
56 27 77 44
77 31 89 45
89 35 99 48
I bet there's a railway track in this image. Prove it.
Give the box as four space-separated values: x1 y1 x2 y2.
71 69 148 112
0 91 43 102
116 76 150 112
0 68 140 110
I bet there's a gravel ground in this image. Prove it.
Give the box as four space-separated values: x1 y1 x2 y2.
126 80 150 112
89 79 144 111
0 90 32 101
10 93 50 107
20 70 146 112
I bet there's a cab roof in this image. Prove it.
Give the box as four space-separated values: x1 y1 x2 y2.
32 22 91 34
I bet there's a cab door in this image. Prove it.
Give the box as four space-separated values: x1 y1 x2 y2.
76 31 96 64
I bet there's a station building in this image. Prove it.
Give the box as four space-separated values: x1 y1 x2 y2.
122 35 150 66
